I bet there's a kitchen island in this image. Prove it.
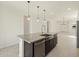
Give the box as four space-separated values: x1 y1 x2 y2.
18 33 57 57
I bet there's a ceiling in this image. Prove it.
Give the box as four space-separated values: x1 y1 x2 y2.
0 1 79 21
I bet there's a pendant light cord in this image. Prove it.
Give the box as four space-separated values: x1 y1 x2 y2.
27 1 30 17
37 6 40 19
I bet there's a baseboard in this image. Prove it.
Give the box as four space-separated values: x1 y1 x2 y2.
0 40 19 49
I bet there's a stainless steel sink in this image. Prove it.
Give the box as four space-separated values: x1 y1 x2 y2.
40 34 52 36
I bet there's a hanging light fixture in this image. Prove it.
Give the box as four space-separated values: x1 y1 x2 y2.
27 1 30 21
43 9 46 21
43 9 47 26
41 9 48 34
36 6 40 22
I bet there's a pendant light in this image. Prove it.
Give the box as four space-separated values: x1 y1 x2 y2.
36 6 40 22
43 9 46 21
43 9 47 26
27 1 30 21
41 9 47 34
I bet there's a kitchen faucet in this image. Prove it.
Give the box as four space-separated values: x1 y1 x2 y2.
41 20 49 34
41 24 45 34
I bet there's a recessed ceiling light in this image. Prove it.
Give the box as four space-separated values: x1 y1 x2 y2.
67 8 71 10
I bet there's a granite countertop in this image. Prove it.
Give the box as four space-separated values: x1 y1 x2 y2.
18 32 56 43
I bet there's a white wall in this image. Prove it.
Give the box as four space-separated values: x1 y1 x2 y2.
0 2 24 48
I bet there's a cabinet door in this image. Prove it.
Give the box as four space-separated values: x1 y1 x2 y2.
77 21 79 48
34 39 45 57
45 40 50 55
24 41 33 57
50 39 54 50
54 34 57 47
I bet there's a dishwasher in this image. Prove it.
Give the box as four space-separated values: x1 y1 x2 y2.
34 39 45 57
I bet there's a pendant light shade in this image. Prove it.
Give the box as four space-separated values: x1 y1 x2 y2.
27 16 30 21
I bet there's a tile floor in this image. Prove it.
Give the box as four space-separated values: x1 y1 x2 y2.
0 32 79 57
47 32 79 57
0 44 19 57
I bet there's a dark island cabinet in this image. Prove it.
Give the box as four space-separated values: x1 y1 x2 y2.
24 41 33 57
45 39 50 55
24 34 57 57
34 39 45 57
45 34 57 56
54 34 57 47
50 38 54 50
